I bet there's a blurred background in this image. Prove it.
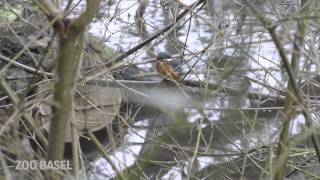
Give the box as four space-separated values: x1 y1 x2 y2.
0 0 320 179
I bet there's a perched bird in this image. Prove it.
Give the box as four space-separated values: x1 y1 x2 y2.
156 52 181 81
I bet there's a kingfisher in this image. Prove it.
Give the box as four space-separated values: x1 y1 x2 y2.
156 52 181 81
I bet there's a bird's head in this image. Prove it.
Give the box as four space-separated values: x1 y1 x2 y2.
157 52 172 61
156 52 180 69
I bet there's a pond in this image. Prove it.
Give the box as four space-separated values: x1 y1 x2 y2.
83 0 315 179
0 0 319 179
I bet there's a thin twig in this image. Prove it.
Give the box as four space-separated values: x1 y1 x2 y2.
91 0 205 72
86 129 127 180
0 76 48 147
243 0 320 179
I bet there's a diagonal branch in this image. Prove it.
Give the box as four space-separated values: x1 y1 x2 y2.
72 0 102 30
243 0 320 179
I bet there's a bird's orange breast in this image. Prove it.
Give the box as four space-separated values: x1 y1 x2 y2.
156 61 181 81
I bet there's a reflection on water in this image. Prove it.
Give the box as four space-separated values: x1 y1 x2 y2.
82 0 314 179
1 0 318 179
